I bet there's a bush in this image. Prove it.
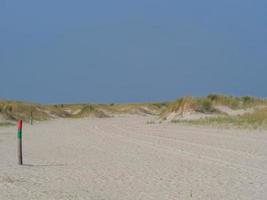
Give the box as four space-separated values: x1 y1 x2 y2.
196 98 214 113
207 94 240 109
207 94 219 101
4 105 13 112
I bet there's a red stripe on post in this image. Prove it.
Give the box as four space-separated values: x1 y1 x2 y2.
18 120 22 130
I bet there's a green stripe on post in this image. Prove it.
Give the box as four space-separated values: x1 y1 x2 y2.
17 129 22 139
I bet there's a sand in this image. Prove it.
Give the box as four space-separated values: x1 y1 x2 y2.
0 115 267 200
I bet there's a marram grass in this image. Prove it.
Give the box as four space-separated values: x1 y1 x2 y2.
172 108 267 129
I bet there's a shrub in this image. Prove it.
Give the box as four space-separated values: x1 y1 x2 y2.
196 98 214 113
4 105 13 112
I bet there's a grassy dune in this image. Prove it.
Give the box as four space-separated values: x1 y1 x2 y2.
1 94 267 129
162 94 267 115
172 108 267 129
165 94 267 129
0 100 167 125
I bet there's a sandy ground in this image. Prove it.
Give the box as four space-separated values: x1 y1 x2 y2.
1 115 267 200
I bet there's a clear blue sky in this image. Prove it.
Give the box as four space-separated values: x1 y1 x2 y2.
1 0 267 103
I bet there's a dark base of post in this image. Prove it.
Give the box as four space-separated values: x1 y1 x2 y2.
18 139 23 165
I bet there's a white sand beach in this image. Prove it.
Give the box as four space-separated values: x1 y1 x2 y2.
1 115 267 200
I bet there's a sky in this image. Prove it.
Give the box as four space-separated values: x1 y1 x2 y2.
1 0 267 103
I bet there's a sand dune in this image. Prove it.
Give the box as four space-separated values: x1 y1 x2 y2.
1 115 267 199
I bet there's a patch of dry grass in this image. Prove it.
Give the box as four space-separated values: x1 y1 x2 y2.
172 108 267 129
1 95 266 126
0 100 49 121
0 100 166 123
207 94 267 109
0 122 15 127
161 94 267 117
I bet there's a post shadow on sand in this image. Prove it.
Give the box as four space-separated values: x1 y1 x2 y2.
21 163 66 167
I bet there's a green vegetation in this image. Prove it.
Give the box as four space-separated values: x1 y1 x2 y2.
172 108 267 129
0 99 167 124
161 97 195 117
161 96 219 118
206 94 267 109
159 94 267 129
74 105 108 118
1 94 266 129
161 94 267 116
0 122 15 127
101 102 167 115
0 100 46 121
195 98 217 113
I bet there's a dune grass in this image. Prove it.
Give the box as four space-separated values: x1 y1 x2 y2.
0 122 15 127
0 100 47 121
161 96 219 118
0 99 167 123
1 94 266 128
161 94 267 117
172 108 267 129
206 94 267 109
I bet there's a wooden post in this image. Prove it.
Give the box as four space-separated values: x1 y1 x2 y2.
17 120 23 165
30 111 33 125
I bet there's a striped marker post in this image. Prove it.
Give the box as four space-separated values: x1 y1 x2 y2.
30 111 33 125
17 120 23 165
